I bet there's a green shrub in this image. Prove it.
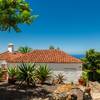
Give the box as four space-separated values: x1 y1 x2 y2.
18 63 36 86
81 71 89 85
82 71 88 80
96 69 100 74
8 66 19 79
8 66 19 84
36 65 52 84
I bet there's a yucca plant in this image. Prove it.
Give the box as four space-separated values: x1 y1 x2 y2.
18 63 36 86
55 73 65 84
8 66 19 84
36 65 52 84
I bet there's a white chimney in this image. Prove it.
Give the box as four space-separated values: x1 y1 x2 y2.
8 43 14 53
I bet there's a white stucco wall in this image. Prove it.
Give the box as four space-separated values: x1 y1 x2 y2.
0 60 4 66
38 63 82 83
0 60 7 66
7 62 82 83
0 60 82 83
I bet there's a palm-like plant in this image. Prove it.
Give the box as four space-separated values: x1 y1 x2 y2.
49 45 55 50
18 63 36 86
0 0 38 32
18 46 32 53
55 73 65 84
8 66 18 84
36 65 52 84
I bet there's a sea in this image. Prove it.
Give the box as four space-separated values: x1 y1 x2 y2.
71 54 85 59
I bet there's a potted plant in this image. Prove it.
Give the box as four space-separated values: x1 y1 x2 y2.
79 71 88 86
78 77 85 85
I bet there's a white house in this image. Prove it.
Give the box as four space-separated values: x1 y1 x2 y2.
0 43 83 82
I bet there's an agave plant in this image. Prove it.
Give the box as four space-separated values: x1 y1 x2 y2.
55 73 65 84
36 65 52 84
8 66 19 84
18 63 36 86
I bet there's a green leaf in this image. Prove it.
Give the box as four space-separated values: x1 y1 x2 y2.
0 0 37 32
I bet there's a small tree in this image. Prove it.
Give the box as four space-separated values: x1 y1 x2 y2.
49 45 60 50
81 49 100 70
49 45 55 50
0 0 38 32
81 49 100 81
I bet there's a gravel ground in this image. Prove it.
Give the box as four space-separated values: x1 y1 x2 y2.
0 81 100 100
0 82 56 100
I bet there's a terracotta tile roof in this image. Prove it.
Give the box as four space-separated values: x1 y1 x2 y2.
2 50 82 63
0 51 23 62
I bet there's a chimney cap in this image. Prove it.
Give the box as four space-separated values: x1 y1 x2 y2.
8 43 14 53
8 43 14 46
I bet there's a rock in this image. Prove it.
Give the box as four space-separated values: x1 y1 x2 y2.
71 94 77 100
31 98 49 100
70 88 84 100
83 92 92 100
48 92 67 100
54 84 73 94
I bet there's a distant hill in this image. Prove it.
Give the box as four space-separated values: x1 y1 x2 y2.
71 54 85 59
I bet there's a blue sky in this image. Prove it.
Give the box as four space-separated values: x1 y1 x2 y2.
0 0 100 54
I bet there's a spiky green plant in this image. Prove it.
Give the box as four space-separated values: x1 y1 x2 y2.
8 66 19 84
55 73 65 84
8 66 18 78
18 63 36 86
0 0 38 32
36 65 52 84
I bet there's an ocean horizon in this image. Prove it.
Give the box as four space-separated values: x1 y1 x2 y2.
71 54 85 59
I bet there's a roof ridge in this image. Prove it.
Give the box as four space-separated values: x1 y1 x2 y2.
10 49 82 63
